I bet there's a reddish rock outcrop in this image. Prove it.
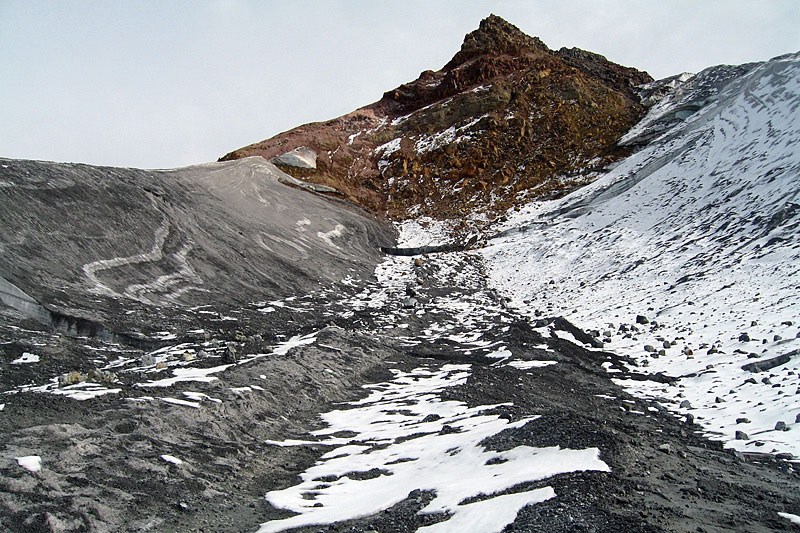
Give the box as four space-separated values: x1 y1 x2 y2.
220 14 653 220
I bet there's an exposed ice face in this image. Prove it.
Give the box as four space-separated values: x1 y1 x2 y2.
482 52 800 458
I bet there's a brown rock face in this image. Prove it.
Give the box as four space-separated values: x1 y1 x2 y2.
220 14 653 220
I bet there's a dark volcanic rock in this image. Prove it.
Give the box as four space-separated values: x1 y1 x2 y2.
742 352 794 372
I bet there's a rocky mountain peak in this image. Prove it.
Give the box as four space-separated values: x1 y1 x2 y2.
221 16 653 221
443 14 549 70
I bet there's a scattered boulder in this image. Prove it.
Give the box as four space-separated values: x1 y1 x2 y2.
402 297 419 309
738 332 751 342
735 430 749 440
662 340 671 349
636 315 649 325
644 344 656 353
679 400 692 409
271 146 317 169
87 369 117 383
657 443 672 454
224 342 238 363
736 417 750 424
59 371 87 387
741 352 794 372
774 421 788 431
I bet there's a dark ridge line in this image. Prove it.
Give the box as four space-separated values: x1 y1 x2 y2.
380 244 466 256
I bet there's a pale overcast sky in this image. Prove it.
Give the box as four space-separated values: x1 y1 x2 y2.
1 1 798 169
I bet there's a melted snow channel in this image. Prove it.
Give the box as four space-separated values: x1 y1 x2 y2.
259 364 608 533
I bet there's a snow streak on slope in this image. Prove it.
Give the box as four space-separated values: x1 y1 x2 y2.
483 53 800 458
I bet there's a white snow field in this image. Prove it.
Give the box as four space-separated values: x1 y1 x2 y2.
482 53 800 458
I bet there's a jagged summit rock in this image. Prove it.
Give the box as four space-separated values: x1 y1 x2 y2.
442 14 550 70
220 15 653 220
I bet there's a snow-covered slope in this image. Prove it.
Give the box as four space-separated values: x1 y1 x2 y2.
482 52 800 458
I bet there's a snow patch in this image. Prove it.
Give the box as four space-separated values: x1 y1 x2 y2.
506 360 558 370
16 455 42 472
272 332 317 356
138 364 232 388
11 352 39 364
778 512 800 526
